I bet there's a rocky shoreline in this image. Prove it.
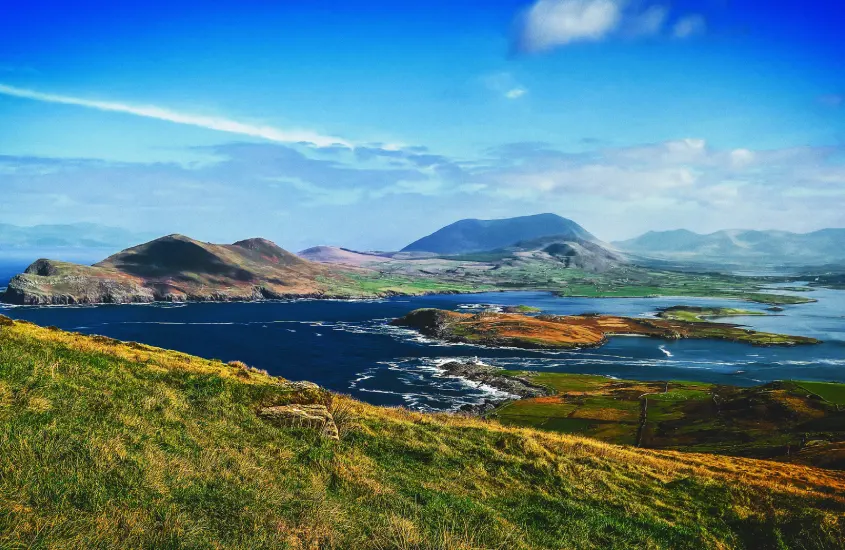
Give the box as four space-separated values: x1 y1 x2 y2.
0 265 470 305
0 286 469 306
436 360 552 415
0 283 447 306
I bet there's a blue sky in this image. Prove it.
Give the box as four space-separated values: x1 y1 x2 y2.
1 0 844 250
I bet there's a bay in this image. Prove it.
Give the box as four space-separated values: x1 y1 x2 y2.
2 288 843 411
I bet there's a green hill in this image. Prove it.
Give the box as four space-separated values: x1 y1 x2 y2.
0 235 485 305
0 315 843 549
401 213 599 255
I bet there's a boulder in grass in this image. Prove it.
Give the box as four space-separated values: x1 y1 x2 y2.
258 404 339 440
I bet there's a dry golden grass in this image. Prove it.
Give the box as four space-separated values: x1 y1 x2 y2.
529 396 566 404
777 393 828 418
414 309 819 349
1 315 843 549
570 406 635 421
358 401 845 503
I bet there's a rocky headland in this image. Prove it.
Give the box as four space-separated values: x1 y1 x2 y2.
393 308 821 348
1 234 367 305
435 360 552 414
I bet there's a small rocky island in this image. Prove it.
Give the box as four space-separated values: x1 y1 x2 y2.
393 308 820 348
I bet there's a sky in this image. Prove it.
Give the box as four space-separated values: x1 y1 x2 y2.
0 0 844 251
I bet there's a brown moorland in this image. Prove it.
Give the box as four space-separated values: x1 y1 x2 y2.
393 308 821 348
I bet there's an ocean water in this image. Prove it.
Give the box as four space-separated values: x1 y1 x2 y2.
0 261 29 288
1 289 843 411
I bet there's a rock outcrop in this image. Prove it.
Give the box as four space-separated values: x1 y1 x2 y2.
439 361 551 399
257 404 339 440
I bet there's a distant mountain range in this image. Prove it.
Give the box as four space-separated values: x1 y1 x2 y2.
401 213 597 255
298 214 623 273
1 213 626 304
0 223 156 251
614 228 845 266
12 217 840 306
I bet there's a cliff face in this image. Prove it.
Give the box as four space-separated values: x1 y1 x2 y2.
1 234 346 305
3 260 155 305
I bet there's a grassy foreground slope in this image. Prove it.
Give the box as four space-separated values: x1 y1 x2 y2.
0 317 843 549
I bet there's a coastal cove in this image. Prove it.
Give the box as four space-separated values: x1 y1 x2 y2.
2 288 843 412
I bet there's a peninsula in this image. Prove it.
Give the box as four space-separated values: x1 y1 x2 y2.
393 308 821 348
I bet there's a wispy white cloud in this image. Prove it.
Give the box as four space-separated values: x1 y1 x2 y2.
470 138 845 218
672 15 706 38
514 0 705 53
0 83 350 148
516 0 622 52
626 5 668 38
3 138 843 246
482 72 529 100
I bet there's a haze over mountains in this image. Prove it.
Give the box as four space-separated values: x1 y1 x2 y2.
297 213 624 273
2 213 627 304
0 223 155 251
5 214 844 305
614 228 845 267
401 213 598 255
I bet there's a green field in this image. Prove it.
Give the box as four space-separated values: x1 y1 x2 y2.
1 317 844 548
798 381 845 406
505 372 610 393
657 306 767 323
349 256 818 304
318 272 494 296
504 304 543 313
492 372 845 466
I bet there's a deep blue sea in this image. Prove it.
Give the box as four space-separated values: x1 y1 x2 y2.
0 262 29 288
2 286 843 411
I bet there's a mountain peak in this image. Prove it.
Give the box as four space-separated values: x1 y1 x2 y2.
401 213 596 255
232 237 278 249
232 237 305 266
3 233 339 304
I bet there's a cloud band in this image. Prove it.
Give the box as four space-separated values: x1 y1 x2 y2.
0 83 349 148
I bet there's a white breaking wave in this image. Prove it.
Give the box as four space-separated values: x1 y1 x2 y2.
349 358 518 411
